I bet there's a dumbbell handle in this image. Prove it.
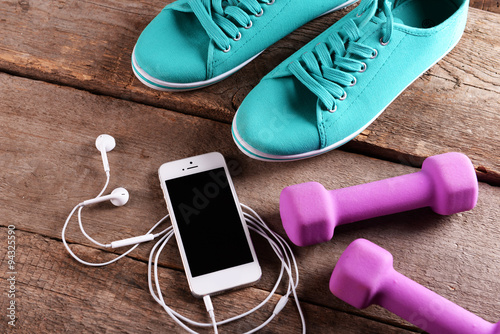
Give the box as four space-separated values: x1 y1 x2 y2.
334 171 432 225
380 269 499 334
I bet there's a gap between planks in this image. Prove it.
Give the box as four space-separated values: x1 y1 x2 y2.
0 227 421 333
1 3 498 185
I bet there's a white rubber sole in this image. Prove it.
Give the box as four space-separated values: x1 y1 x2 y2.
232 35 463 162
131 0 358 92
132 47 263 91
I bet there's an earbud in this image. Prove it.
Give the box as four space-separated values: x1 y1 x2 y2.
95 134 116 173
82 187 130 207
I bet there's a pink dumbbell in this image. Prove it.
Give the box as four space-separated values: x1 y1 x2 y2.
280 152 478 246
330 239 500 334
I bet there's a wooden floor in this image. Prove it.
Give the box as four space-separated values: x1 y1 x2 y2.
1 1 499 333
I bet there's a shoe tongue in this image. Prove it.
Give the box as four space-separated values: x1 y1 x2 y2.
356 0 394 29
378 0 404 10
391 0 411 9
355 0 381 28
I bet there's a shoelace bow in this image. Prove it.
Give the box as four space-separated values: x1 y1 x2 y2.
189 0 274 52
289 0 394 112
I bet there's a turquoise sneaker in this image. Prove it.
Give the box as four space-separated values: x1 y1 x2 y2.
132 0 358 91
233 0 469 161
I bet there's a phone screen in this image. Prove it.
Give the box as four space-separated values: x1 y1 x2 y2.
165 167 254 277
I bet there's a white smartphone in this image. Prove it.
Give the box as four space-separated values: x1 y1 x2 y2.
158 152 261 297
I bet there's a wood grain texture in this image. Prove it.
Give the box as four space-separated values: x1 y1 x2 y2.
470 0 500 13
1 1 498 185
1 228 418 333
1 72 499 332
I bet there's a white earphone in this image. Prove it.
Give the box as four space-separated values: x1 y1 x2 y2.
89 134 129 206
95 134 115 173
61 135 170 266
61 136 305 333
81 187 130 207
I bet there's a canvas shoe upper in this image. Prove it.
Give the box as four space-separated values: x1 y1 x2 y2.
132 0 358 91
232 0 469 161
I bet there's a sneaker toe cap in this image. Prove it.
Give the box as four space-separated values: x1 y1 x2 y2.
234 77 321 158
134 9 210 84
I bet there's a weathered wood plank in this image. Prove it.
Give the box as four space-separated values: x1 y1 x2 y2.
1 72 499 331
470 0 500 14
1 228 417 333
1 1 498 184
1 1 497 118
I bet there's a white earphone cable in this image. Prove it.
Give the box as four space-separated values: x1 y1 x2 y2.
61 171 170 267
147 204 306 334
62 136 304 332
63 188 305 332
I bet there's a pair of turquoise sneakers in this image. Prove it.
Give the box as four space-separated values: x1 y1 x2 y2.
133 0 469 161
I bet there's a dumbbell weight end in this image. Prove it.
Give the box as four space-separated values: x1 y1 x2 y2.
280 152 478 247
330 239 499 334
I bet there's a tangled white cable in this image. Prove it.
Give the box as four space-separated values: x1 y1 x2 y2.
61 170 171 266
62 135 305 332
62 177 305 332
148 204 305 334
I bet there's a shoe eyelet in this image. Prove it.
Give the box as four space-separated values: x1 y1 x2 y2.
350 77 357 86
223 45 231 53
255 8 264 17
328 105 337 113
265 0 275 5
233 32 242 41
359 62 367 73
339 92 347 101
245 20 253 29
380 37 389 46
371 49 378 59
